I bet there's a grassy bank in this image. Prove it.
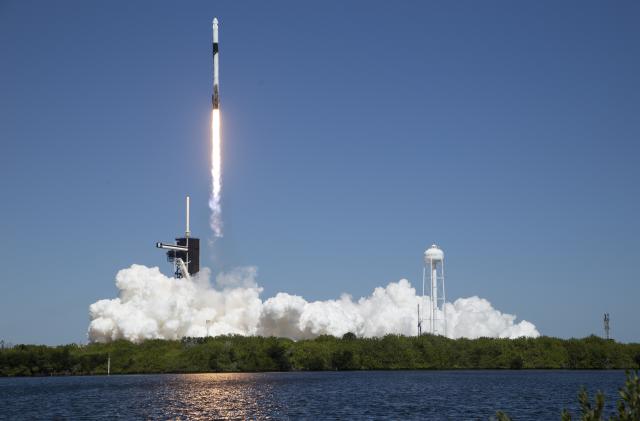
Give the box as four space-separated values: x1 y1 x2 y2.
1 334 639 376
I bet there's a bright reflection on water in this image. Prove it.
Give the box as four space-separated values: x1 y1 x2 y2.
157 374 280 419
0 371 627 420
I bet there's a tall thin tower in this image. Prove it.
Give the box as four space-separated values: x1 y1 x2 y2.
423 244 446 336
604 313 610 340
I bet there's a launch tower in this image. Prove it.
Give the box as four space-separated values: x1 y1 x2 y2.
156 196 200 279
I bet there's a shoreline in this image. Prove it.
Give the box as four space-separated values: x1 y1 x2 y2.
2 334 639 377
0 367 636 379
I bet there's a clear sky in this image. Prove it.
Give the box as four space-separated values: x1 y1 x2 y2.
1 1 638 344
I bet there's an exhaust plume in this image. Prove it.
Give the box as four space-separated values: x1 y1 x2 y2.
209 109 223 237
88 265 539 342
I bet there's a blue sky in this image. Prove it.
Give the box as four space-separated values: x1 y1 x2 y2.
1 1 638 344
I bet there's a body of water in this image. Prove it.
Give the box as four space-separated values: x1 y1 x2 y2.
0 370 628 419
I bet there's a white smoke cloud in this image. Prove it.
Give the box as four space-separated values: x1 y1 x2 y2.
88 265 539 343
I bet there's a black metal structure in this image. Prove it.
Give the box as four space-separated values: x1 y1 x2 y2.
163 237 200 278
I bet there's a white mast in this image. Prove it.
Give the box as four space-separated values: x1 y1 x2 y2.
185 195 190 238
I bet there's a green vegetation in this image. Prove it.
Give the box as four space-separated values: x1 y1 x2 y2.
1 334 639 376
495 371 640 421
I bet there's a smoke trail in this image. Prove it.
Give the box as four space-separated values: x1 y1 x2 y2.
209 109 223 237
88 265 539 343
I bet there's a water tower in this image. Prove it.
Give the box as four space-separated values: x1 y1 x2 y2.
423 244 446 336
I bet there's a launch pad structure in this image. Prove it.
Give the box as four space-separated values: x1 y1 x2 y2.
156 196 200 279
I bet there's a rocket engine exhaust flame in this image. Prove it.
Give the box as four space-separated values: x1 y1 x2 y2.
209 17 223 237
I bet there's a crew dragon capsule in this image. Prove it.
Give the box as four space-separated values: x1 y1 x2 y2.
212 17 219 110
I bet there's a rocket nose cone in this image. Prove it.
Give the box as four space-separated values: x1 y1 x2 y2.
213 17 219 25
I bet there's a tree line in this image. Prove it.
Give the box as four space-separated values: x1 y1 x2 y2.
1 334 639 376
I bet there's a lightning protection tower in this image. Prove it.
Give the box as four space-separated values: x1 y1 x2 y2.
423 244 446 336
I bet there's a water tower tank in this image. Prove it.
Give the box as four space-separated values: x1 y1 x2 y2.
424 244 444 263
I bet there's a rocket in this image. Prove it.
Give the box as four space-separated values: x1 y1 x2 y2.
212 17 219 110
209 17 223 238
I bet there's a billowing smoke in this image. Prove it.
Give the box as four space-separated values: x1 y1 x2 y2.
88 265 539 343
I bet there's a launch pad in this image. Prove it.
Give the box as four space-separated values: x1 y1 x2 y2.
156 196 200 279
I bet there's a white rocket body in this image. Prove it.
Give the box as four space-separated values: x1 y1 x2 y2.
212 18 219 109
